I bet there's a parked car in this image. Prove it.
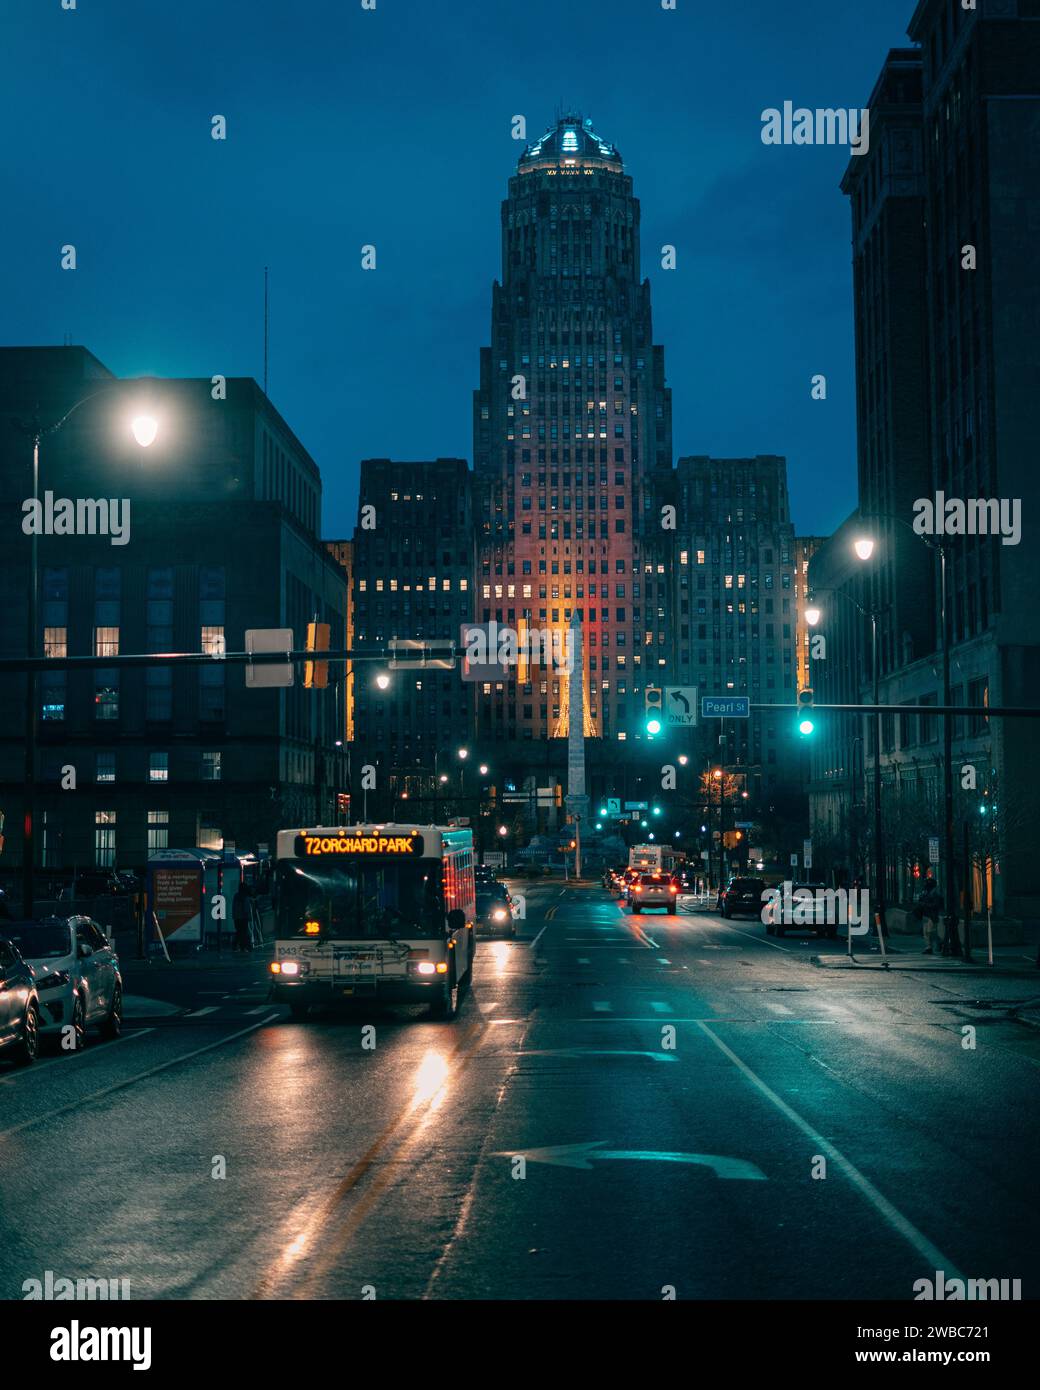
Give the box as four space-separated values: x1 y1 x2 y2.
764 883 835 939
475 882 517 938
0 937 40 1065
629 873 680 914
718 877 768 920
2 916 122 1048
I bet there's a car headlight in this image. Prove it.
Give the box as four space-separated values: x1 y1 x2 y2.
35 969 71 991
492 909 508 921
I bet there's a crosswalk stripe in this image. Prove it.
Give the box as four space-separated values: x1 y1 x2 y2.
184 1006 218 1018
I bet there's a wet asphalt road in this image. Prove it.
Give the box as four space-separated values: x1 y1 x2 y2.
2 879 1038 1301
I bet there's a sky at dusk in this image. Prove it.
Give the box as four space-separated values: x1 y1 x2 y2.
3 0 917 539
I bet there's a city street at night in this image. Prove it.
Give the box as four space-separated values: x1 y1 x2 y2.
3 878 1037 1303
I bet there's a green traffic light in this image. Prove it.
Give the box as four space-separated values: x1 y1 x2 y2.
646 718 662 736
798 718 815 737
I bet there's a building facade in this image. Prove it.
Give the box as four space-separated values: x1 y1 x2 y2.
0 347 347 875
812 4 1040 918
349 458 475 818
472 114 676 753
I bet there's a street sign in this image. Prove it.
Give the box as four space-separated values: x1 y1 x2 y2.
664 686 698 727
701 695 750 719
625 800 649 811
790 853 799 867
245 628 294 688
735 821 754 830
803 838 813 869
606 797 621 815
389 638 455 670
929 836 940 864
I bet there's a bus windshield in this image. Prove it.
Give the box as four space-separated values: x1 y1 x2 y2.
275 858 445 940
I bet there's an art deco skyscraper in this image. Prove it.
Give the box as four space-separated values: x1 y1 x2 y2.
473 114 674 747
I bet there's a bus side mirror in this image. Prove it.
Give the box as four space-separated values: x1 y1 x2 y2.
446 908 466 935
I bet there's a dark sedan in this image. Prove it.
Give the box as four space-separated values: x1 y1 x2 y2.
0 937 41 1065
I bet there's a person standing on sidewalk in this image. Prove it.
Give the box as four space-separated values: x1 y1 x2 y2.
231 882 252 954
915 875 943 954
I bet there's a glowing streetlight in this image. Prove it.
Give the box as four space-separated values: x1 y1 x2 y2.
439 774 449 785
497 825 508 837
131 414 159 448
678 754 689 766
479 764 489 776
853 537 875 561
804 605 821 627
457 747 469 760
375 673 391 690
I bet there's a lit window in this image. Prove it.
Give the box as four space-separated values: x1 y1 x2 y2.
201 626 225 656
95 626 119 658
202 751 222 781
150 752 169 783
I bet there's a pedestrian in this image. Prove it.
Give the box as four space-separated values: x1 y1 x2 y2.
914 874 943 954
231 882 252 954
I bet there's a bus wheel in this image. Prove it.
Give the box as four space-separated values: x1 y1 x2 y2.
430 972 458 1021
289 1002 310 1022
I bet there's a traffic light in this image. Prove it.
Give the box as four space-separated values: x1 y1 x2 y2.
304 621 331 689
797 687 815 737
645 686 663 736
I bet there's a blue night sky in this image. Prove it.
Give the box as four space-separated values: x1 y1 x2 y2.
3 0 916 539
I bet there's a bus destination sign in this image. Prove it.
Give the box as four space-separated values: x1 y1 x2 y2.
294 832 424 858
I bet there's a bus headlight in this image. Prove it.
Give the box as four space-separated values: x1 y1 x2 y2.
415 961 436 976
271 960 301 977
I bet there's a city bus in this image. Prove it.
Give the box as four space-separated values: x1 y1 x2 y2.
269 824 476 1020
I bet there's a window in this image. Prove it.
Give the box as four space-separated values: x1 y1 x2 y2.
147 810 169 852
96 752 116 783
44 626 67 658
95 673 119 720
150 752 169 782
95 626 119 658
41 671 66 721
202 751 222 781
201 626 225 656
146 667 172 721
95 810 116 868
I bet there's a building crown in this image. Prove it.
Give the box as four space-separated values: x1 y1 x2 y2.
518 113 622 173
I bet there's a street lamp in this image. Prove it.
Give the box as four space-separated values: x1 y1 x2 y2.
375 672 391 690
479 764 489 777
131 414 159 448
860 513 961 956
20 398 159 916
853 537 876 561
807 581 885 939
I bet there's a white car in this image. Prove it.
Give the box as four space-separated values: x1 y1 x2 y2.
3 916 123 1049
629 873 680 914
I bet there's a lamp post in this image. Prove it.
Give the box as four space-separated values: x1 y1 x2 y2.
806 573 886 938
858 515 961 956
19 396 159 917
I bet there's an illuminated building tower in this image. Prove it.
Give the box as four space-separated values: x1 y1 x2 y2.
473 114 674 750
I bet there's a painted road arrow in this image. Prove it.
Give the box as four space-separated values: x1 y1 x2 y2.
492 1141 766 1178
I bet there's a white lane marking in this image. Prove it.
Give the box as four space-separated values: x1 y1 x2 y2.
694 1020 965 1280
617 957 631 964
762 999 793 1015
577 958 591 966
184 1006 218 1018
657 957 671 966
0 1014 280 1142
591 1001 612 1013
528 924 549 953
650 1001 672 1014
714 920 793 954
245 1007 269 1015
0 1027 154 1086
